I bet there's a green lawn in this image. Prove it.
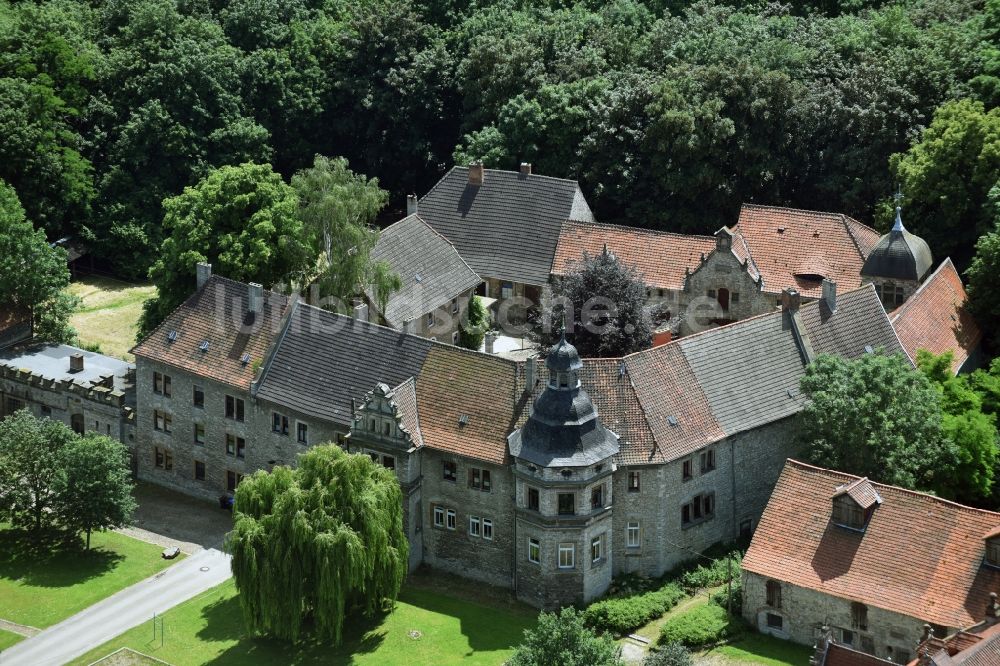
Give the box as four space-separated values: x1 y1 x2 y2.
707 632 813 665
68 276 157 360
0 628 24 652
74 579 536 666
0 527 179 629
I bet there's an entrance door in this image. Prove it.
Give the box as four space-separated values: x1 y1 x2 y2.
717 288 730 312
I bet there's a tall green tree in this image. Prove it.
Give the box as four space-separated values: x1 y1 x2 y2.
458 295 489 351
291 155 398 312
966 197 1000 350
509 607 622 666
0 179 77 343
54 435 136 550
0 411 77 533
139 162 313 338
890 99 1000 268
798 353 955 494
536 248 652 358
226 445 407 644
917 350 999 503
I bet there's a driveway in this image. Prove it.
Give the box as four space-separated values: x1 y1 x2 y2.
0 549 231 666
123 482 233 553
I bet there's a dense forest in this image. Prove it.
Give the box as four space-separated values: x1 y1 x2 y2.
0 0 996 279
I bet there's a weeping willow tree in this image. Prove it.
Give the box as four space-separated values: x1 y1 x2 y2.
225 445 408 644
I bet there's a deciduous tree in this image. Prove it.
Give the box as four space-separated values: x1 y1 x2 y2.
226 445 407 644
509 607 622 666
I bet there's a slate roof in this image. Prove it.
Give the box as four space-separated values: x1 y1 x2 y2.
0 343 133 391
254 303 434 426
743 460 1000 630
551 220 716 291
862 208 934 282
131 277 290 390
417 166 594 286
368 215 481 327
799 283 908 360
891 259 982 374
733 205 880 297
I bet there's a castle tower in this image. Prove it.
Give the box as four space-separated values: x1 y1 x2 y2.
508 332 620 608
861 206 933 310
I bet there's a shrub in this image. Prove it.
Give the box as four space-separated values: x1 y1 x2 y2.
659 602 741 648
584 583 685 635
710 580 743 614
509 607 622 666
678 551 742 591
644 642 693 666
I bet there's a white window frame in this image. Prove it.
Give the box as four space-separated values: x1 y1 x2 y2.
433 505 445 528
446 509 456 530
626 521 640 548
558 543 575 569
591 535 603 564
469 515 480 537
482 519 493 541
528 538 540 564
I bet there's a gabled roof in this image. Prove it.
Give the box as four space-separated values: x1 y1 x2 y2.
368 214 481 327
417 166 594 286
389 378 423 449
917 622 1000 666
823 643 892 666
833 477 882 510
891 259 982 374
551 220 716 291
254 304 434 425
743 460 1000 630
799 283 908 361
131 276 291 390
733 205 880 297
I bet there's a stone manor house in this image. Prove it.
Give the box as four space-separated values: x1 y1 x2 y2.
133 261 925 608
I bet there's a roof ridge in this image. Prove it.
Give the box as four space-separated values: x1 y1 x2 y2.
842 214 879 259
741 202 866 222
417 165 457 204
786 459 1000 518
560 219 716 242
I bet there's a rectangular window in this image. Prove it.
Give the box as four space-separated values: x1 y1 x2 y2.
153 409 172 433
558 543 575 569
703 494 714 517
766 580 782 608
193 385 204 408
481 469 491 492
851 603 868 631
591 535 604 564
590 484 604 510
433 505 445 528
766 613 783 629
558 493 575 515
225 395 245 421
700 449 715 472
297 422 308 445
707 289 716 298
272 412 289 435
469 516 480 537
426 312 435 328
527 487 540 511
731 292 740 304
226 434 236 456
528 538 540 564
194 460 206 481
682 459 692 481
226 470 243 493
194 423 205 445
451 298 459 314
628 471 640 492
469 468 481 489
446 509 456 530
626 521 640 548
153 372 163 394
682 504 691 525
501 282 514 299
163 374 171 397
154 446 167 469
842 629 854 646
443 461 456 482
236 437 246 459
740 519 753 538
482 519 493 541
382 455 395 470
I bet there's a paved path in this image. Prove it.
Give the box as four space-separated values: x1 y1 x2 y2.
0 549 231 666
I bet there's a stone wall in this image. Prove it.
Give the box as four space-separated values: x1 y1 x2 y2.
681 243 774 336
743 573 935 664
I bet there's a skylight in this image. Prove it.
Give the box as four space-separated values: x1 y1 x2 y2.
199 341 210 353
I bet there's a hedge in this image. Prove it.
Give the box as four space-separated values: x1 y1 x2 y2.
677 551 742 591
584 582 685 635
658 602 742 648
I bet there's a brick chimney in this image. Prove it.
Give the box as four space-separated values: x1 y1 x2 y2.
352 301 369 322
248 283 263 314
69 353 84 373
196 262 212 290
822 279 837 313
468 163 484 186
781 288 801 312
520 162 532 176
406 194 418 217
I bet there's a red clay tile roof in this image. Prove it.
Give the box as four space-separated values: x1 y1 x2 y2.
624 343 726 464
824 643 892 666
734 205 880 297
552 220 716 291
891 258 983 374
744 460 1000 629
834 478 882 510
415 345 518 465
131 276 291 390
916 623 1000 666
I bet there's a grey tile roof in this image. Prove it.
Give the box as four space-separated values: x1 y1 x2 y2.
367 215 481 327
799 284 908 361
0 343 134 391
254 303 434 426
677 311 809 436
416 167 594 286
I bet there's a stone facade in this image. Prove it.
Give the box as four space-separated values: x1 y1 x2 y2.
743 573 929 664
393 288 475 344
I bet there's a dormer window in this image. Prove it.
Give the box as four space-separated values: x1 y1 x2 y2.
831 478 881 531
985 533 1000 568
